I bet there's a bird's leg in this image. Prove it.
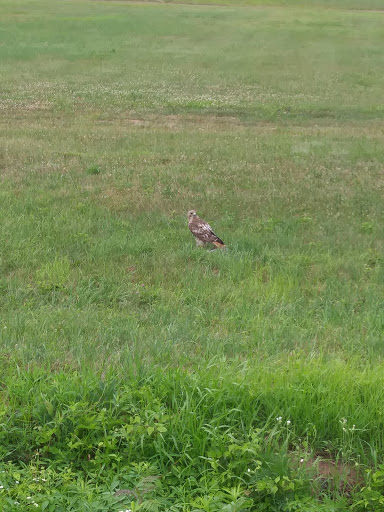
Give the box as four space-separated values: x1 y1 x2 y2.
196 239 206 248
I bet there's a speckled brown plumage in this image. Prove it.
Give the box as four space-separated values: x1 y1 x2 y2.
188 210 226 248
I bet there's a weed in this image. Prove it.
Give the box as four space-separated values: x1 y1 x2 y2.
35 257 71 292
86 165 102 175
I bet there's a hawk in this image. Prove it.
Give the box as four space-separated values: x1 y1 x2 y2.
188 210 226 249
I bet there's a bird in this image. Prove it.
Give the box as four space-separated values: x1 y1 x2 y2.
188 210 226 249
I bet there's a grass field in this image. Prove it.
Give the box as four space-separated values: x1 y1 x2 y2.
131 0 384 8
0 0 384 510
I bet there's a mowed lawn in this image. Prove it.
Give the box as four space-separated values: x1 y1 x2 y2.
0 0 384 510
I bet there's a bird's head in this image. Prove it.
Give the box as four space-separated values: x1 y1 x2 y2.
188 210 197 220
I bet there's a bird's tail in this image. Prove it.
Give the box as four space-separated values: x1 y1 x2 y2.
213 239 226 249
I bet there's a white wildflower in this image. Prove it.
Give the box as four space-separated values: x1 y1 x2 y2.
300 458 304 463
286 420 291 425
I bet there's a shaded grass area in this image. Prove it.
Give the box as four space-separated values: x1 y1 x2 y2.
0 0 384 509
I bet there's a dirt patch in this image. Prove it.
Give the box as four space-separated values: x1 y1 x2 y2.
97 113 384 137
106 112 271 132
127 119 150 126
290 453 362 495
0 100 52 112
315 459 361 494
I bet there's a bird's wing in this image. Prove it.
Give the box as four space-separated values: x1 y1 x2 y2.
190 220 218 242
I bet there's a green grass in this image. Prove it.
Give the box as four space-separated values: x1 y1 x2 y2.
0 0 384 510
